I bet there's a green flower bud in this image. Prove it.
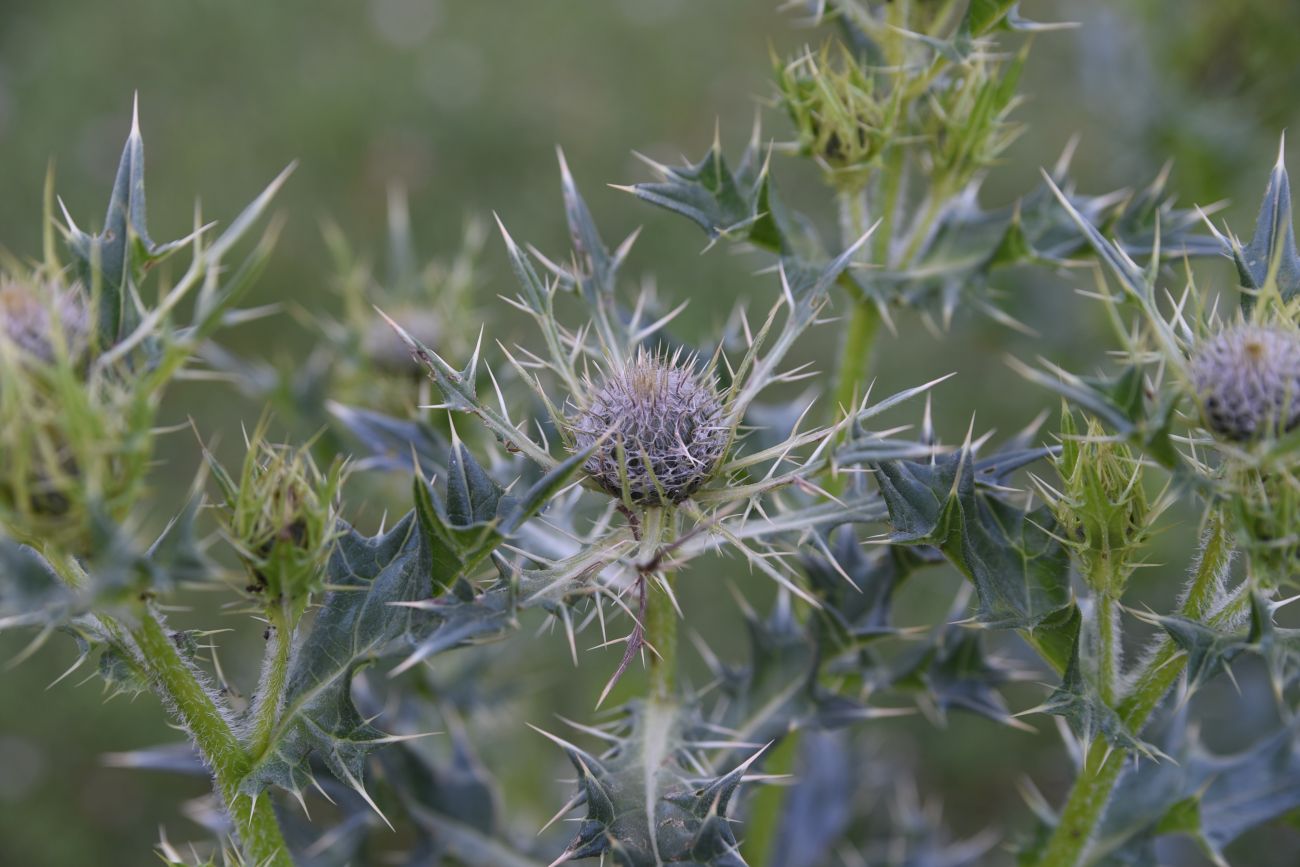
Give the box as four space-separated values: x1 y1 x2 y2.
570 351 727 507
1050 410 1155 594
209 434 344 605
0 278 144 552
775 44 893 187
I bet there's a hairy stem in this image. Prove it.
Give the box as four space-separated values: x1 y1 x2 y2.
132 610 292 866
1097 591 1119 707
248 602 293 760
1036 513 1237 867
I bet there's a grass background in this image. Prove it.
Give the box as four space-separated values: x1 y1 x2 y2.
2 1 1299 864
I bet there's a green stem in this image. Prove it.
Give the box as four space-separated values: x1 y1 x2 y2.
132 611 293 866
638 507 678 703
1096 591 1118 707
829 185 884 447
248 603 293 760
831 301 882 422
1036 513 1240 867
1036 637 1191 867
645 570 678 702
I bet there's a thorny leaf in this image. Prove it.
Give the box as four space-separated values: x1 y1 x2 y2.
241 448 590 800
1032 625 1155 758
873 448 1073 634
1093 711 1300 865
237 511 432 800
546 700 756 867
1213 137 1300 308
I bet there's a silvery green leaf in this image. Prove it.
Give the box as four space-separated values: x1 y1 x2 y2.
327 402 449 478
1096 712 1300 865
873 449 1072 632
890 624 1027 728
767 730 855 867
238 511 431 800
1230 137 1300 306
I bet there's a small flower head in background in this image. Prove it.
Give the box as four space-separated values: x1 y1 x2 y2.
0 278 90 366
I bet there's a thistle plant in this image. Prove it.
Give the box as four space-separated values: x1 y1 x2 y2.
4 4 1300 867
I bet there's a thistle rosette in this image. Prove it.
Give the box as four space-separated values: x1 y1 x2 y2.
570 349 728 507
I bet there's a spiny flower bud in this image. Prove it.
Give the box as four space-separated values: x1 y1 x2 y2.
571 351 728 506
1051 411 1154 594
0 279 90 364
208 435 344 604
1189 324 1300 442
774 44 891 188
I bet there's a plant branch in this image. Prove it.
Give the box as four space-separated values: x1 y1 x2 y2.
1035 512 1238 867
247 601 294 761
132 609 292 866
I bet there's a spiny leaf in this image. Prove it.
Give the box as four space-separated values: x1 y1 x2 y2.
874 448 1072 631
1032 626 1156 758
63 99 188 345
1097 712 1300 864
890 624 1028 729
237 512 431 800
1228 136 1300 306
547 701 756 867
621 132 803 257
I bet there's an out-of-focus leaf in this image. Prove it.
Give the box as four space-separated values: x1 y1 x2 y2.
890 624 1027 728
768 730 856 867
1096 713 1300 864
328 402 449 479
803 526 937 646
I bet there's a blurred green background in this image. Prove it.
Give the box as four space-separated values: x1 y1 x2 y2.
2 1 1300 864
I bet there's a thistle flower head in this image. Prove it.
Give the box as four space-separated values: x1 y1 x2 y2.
0 278 90 365
1189 323 1300 442
570 350 728 506
362 304 442 376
